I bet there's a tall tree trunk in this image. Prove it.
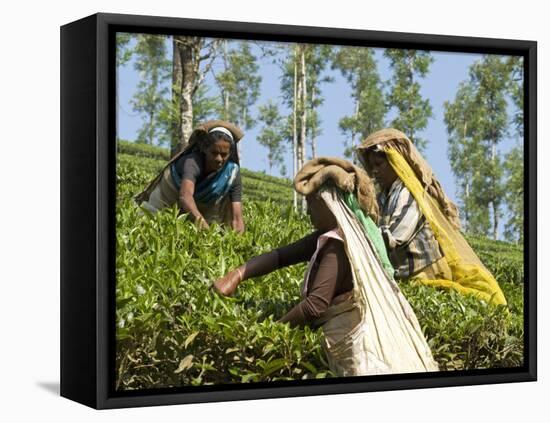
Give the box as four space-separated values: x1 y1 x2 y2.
407 52 414 141
352 98 360 163
464 180 470 229
171 38 183 155
172 37 220 154
491 140 498 239
148 110 155 145
296 64 303 210
238 107 245 163
462 121 469 229
310 89 317 159
492 201 499 239
179 41 196 152
299 46 308 213
296 69 302 173
292 48 298 210
175 36 203 154
222 41 230 120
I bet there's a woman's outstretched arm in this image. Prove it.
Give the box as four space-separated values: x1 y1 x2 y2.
212 250 279 296
212 231 321 296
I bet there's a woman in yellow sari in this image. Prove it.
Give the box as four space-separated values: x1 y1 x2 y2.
357 128 506 305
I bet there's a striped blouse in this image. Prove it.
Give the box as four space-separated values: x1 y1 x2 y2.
378 179 442 279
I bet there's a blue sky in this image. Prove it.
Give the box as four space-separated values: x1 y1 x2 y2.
116 35 521 238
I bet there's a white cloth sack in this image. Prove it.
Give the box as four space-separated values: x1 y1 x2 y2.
317 188 439 376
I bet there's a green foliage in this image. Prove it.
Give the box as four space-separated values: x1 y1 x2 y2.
445 55 515 240
302 45 334 159
116 155 324 388
117 139 171 161
278 44 334 168
384 49 434 151
191 84 220 128
401 283 523 370
214 41 262 130
240 174 292 203
469 56 510 240
470 57 510 143
503 145 524 243
257 100 286 175
115 149 524 390
507 56 524 138
240 167 293 188
131 34 171 146
116 32 133 67
445 82 492 235
333 47 386 160
465 235 524 285
503 57 524 243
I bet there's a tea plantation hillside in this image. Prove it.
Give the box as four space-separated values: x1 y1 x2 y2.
115 141 524 390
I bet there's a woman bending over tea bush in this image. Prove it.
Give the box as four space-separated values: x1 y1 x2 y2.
214 158 439 377
136 120 245 233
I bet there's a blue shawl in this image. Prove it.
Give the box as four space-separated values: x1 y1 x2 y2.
171 160 239 205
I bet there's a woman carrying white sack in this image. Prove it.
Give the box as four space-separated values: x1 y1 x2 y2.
214 157 439 377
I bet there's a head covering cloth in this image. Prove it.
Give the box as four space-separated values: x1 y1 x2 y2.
357 128 460 229
293 156 379 222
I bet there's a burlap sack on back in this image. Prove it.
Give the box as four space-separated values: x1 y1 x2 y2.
293 157 379 223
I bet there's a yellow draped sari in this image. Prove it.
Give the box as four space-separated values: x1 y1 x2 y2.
384 147 506 305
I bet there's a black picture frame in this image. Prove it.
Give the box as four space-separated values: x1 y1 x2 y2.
60 12 537 409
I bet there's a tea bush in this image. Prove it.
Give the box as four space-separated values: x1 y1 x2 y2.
115 148 524 390
118 139 171 161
